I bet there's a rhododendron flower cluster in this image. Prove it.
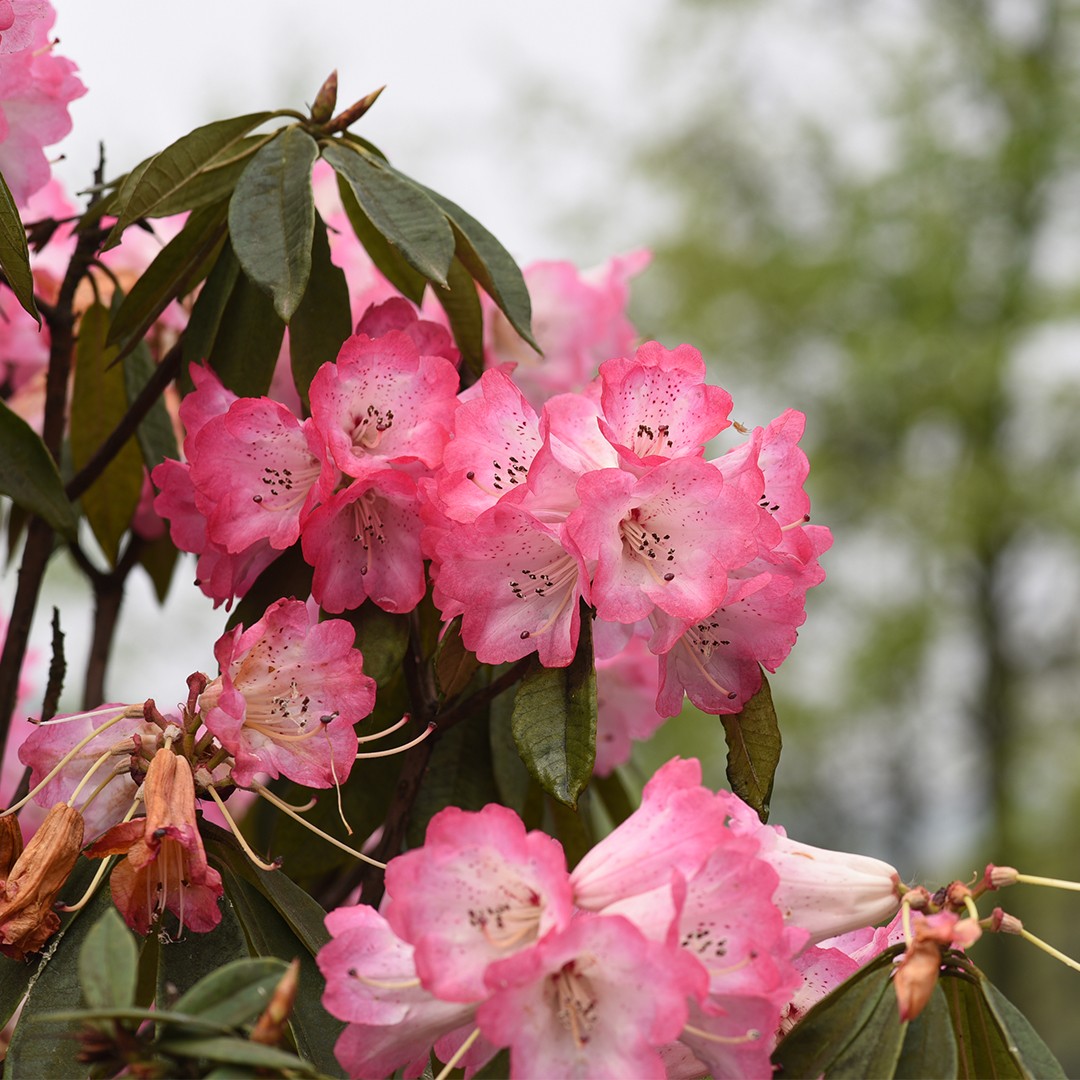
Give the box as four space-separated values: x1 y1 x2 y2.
318 758 901 1079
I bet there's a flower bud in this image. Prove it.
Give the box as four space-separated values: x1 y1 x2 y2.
0 803 84 961
893 932 943 1022
310 70 338 124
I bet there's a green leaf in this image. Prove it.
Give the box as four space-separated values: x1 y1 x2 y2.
0 400 77 538
78 909 138 1011
720 672 781 822
545 794 594 870
170 957 287 1030
289 211 352 408
591 769 637 828
180 242 241 391
155 1035 319 1074
4 857 119 1078
980 977 1066 1079
107 201 228 361
207 261 287 397
772 945 903 1078
339 600 410 687
334 171 427 304
223 544 302 633
0 168 39 324
229 126 318 322
323 142 454 285
136 532 180 603
70 303 145 564
894 985 958 1080
423 186 536 349
431 256 484 377
123 336 181 472
434 616 482 701
489 679 535 817
510 609 596 808
152 134 275 217
107 112 274 245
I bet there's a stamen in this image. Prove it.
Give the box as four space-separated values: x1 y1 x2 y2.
250 780 386 868
434 1028 482 1080
675 632 738 699
1017 926 1080 975
1014 872 1080 894
356 721 436 759
780 514 811 531
205 786 280 871
357 714 409 744
78 764 131 813
323 728 353 837
682 1022 761 1045
355 973 422 991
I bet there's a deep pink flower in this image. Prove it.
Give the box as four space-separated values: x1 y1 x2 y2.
186 397 325 553
356 296 460 366
0 5 85 206
200 599 375 788
479 914 704 1080
309 330 459 482
383 803 574 1002
318 903 482 1080
302 470 426 614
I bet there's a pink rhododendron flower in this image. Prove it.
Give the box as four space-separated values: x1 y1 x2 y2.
200 598 376 788
594 634 667 775
719 789 902 944
357 296 460 367
479 914 704 1080
0 1 49 55
0 4 85 206
383 803 574 1002
86 749 222 936
309 330 459 482
318 902 483 1080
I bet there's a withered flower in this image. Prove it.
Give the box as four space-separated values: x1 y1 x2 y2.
87 749 222 937
0 814 24 879
0 804 84 961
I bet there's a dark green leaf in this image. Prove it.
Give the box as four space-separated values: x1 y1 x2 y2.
0 400 77 538
4 857 118 1078
136 532 180 603
720 671 781 822
70 303 145 564
980 977 1066 1079
218 866 345 1077
510 609 596 808
545 794 593 870
434 616 482 701
170 957 287 1030
339 601 410 687
289 210 352 408
431 256 484 377
894 985 958 1080
181 241 241 392
323 142 454 285
107 112 274 245
0 168 39 324
940 962 1026 1080
155 1035 318 1073
123 336 181 471
772 945 903 1079
30 1007 231 1034
223 544 301 632
489 678 535 817
152 134 275 217
591 769 637 828
207 267 287 397
423 186 536 349
107 201 228 360
335 172 427 303
408 711 500 847
229 126 318 322
78 909 137 1010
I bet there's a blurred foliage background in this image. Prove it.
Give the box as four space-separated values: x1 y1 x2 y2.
519 0 1080 1067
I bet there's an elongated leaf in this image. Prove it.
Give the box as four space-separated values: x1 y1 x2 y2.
107 112 273 245
181 241 241 390
825 969 906 1079
0 400 77 538
720 671 781 822
434 616 481 701
123 336 180 471
229 126 318 322
423 186 536 348
335 172 427 303
894 985 958 1080
153 134 274 217
207 263 286 397
323 142 454 285
340 600 410 687
155 1035 318 1073
431 256 484 377
510 610 596 808
289 210 352 407
137 532 180 603
70 303 145 564
0 168 39 323
772 945 903 1078
171 957 286 1030
980 978 1065 1079
78 909 137 1010
107 200 228 359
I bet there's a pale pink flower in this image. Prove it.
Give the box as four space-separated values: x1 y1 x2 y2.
0 4 85 206
720 790 902 944
594 633 667 775
478 914 704 1080
382 803 574 1002
318 903 483 1080
200 599 376 788
0 1 50 55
